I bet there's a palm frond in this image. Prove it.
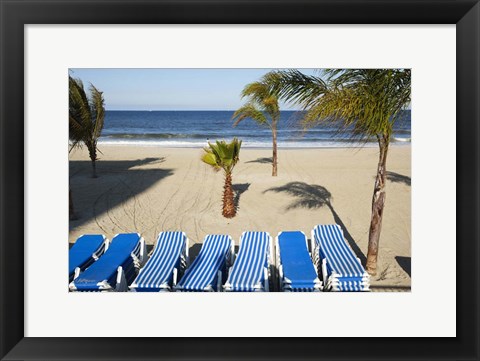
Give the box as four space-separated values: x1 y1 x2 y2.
268 69 328 107
241 82 270 103
69 77 92 133
276 68 411 143
200 149 221 171
232 103 270 128
201 138 242 174
89 84 105 138
69 76 106 167
234 74 283 129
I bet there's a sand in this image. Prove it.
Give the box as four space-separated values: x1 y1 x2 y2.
69 145 411 289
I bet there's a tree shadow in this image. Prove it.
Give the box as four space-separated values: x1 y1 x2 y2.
69 157 174 231
147 244 155 256
264 182 367 265
264 182 331 211
395 256 411 277
188 244 240 267
233 183 250 212
70 157 166 177
245 157 272 164
387 171 411 186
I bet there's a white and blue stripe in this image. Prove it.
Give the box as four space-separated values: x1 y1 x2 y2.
313 224 369 291
130 231 186 292
224 231 271 292
175 234 232 292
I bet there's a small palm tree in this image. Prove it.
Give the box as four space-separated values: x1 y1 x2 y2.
232 79 281 176
272 69 411 275
201 138 242 218
69 75 105 178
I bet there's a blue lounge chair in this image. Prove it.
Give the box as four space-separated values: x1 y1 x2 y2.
68 234 108 282
69 233 146 292
175 234 233 292
276 231 322 292
224 231 273 292
312 224 370 291
130 231 189 292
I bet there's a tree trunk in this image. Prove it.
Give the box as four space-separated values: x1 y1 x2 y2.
69 188 77 220
87 142 98 178
272 125 278 176
222 172 236 218
91 160 97 178
366 138 389 275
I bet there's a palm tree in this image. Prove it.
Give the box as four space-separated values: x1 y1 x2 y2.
201 138 242 218
69 75 105 178
271 69 411 275
232 79 281 176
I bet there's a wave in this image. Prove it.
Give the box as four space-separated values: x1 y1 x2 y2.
99 137 411 148
99 135 410 146
101 129 339 139
100 133 410 142
102 132 274 140
102 133 202 139
393 136 411 142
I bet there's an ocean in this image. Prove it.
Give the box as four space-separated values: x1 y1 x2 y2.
99 110 411 148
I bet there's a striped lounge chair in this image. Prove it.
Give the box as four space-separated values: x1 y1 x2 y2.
312 224 370 291
130 231 189 292
276 231 322 292
175 234 234 292
68 234 108 282
224 231 273 292
69 233 146 292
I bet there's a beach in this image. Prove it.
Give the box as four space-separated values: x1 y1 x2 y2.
69 145 411 290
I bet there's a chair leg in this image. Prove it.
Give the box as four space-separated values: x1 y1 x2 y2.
104 237 110 251
185 238 190 267
279 265 284 291
173 268 178 286
264 268 269 292
74 267 81 280
217 270 222 292
115 266 128 292
139 238 147 267
230 241 235 266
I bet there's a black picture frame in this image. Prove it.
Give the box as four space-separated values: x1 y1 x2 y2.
1 0 478 360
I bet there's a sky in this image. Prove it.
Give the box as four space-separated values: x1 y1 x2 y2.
69 68 317 111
